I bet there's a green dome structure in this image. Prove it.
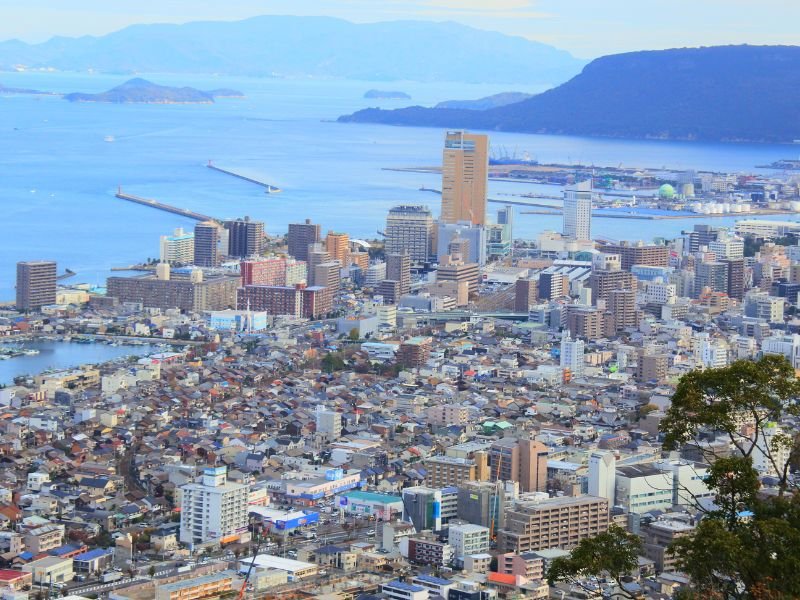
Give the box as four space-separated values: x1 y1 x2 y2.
658 183 676 199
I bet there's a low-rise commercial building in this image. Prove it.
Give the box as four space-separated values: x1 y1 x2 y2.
22 556 74 584
155 572 234 600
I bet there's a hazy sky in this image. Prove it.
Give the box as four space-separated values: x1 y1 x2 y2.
2 0 797 58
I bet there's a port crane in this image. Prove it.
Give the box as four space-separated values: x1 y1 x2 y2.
237 521 267 600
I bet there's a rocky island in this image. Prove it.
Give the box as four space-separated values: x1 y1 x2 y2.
63 78 244 104
364 89 411 99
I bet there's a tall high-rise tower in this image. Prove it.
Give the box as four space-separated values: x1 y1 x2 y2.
224 216 265 258
385 205 434 263
563 180 593 241
441 130 489 226
193 222 221 267
287 219 321 262
386 252 411 297
16 261 56 311
325 231 350 265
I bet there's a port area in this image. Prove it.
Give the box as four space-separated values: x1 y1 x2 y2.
206 161 282 193
400 160 800 220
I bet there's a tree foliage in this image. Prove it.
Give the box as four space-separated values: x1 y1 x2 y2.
660 355 800 493
662 358 800 599
546 525 642 598
670 491 800 599
321 352 345 373
551 358 800 599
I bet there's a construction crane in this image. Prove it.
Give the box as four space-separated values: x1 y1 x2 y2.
489 451 503 540
237 521 266 600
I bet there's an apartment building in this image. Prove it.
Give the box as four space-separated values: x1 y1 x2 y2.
179 467 249 549
599 242 669 271
498 552 545 580
448 523 490 561
498 496 609 554
424 455 488 488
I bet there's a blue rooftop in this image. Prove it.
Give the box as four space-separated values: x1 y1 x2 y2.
385 580 425 592
74 548 112 561
414 574 451 585
50 544 81 557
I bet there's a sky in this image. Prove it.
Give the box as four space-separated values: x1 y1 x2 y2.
1 0 797 58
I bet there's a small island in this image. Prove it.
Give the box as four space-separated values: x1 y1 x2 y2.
364 89 411 100
0 82 56 95
63 78 244 104
206 88 246 98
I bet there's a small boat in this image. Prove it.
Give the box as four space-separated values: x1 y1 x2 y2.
104 135 115 142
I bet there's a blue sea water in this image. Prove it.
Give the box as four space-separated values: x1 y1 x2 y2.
1 70 798 300
0 340 160 385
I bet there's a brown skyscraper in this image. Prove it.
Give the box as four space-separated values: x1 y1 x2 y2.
590 270 637 304
725 258 745 300
16 261 56 311
441 130 489 226
386 252 411 296
489 438 548 493
325 231 350 265
514 278 538 312
287 219 321 262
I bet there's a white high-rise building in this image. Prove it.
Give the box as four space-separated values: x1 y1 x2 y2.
560 333 585 378
752 423 791 478
694 332 729 369
762 333 800 369
645 282 677 305
744 292 785 324
159 228 195 265
376 304 397 328
179 466 249 549
448 523 490 561
365 262 387 288
709 235 744 260
316 406 342 440
385 205 435 263
588 451 616 504
563 180 593 241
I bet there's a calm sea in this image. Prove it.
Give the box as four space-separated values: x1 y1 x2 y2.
0 340 160 385
1 70 798 300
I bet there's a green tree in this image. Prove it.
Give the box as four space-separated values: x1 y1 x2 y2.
702 455 761 528
660 355 800 494
546 525 642 599
661 359 800 599
670 492 800 600
348 328 360 342
321 352 345 373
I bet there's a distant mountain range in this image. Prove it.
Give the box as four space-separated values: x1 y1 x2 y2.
63 78 243 103
0 16 584 85
435 92 532 111
339 45 800 143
